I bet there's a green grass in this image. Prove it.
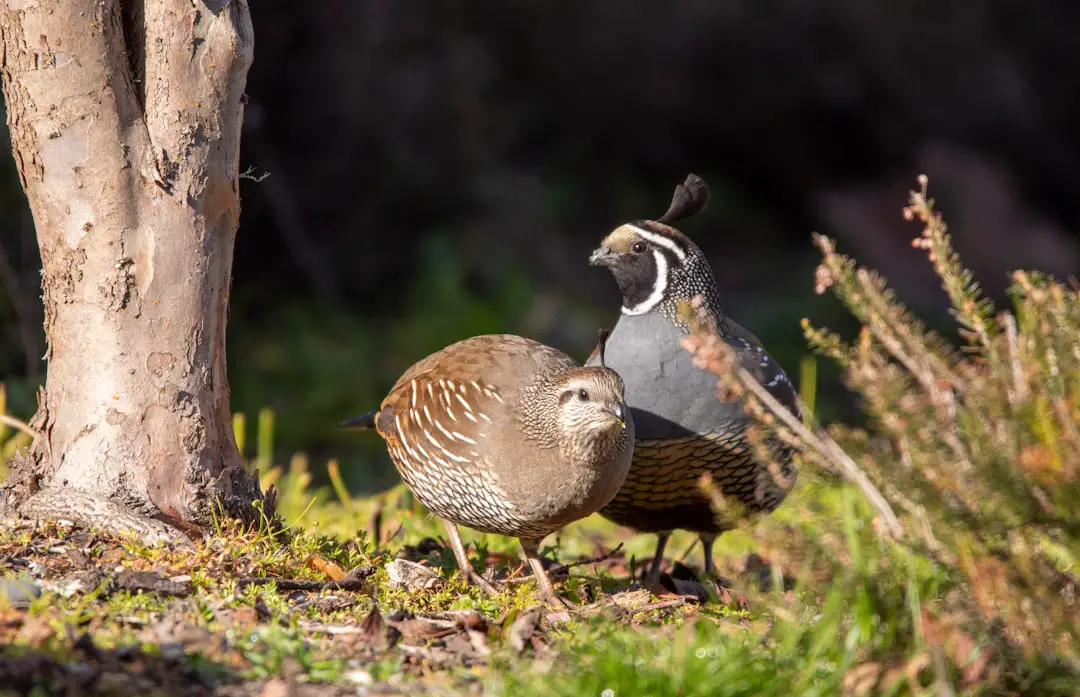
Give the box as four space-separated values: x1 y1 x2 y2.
3 179 1080 695
0 452 1073 695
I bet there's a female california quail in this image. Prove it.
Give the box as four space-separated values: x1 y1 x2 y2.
341 333 634 607
586 174 799 586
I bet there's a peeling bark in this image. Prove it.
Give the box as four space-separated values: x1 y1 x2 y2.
0 0 268 540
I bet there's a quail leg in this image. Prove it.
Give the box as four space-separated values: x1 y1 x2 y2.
700 533 717 577
643 531 671 588
442 520 499 597
519 537 570 609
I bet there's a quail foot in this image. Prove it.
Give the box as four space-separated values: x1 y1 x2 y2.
587 174 800 587
341 332 634 607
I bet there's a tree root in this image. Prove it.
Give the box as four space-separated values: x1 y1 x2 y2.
1 452 274 548
16 487 195 548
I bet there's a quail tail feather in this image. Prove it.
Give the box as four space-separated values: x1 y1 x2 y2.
337 410 379 431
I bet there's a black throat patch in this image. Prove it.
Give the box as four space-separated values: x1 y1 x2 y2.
613 247 665 312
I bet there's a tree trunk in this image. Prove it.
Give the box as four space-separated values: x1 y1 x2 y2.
0 0 268 543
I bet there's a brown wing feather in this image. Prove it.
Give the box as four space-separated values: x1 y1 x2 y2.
373 334 576 537
375 360 522 535
382 370 497 458
379 334 575 470
389 334 574 392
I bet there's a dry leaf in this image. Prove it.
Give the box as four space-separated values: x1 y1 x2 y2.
231 606 259 626
358 604 395 650
306 555 346 582
17 615 55 649
390 617 457 642
258 677 293 697
507 607 542 654
843 661 883 697
467 628 491 657
385 559 445 590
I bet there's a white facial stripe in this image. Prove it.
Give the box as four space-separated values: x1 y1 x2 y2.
622 249 668 315
627 224 687 262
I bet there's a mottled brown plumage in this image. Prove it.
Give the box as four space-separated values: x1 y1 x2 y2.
342 333 634 606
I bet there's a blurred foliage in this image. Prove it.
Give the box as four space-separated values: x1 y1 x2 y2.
796 180 1080 686
0 383 33 476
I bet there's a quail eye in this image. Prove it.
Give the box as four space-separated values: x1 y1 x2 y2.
631 241 647 254
577 389 590 401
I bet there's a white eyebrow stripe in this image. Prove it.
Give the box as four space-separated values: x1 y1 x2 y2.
622 249 668 316
626 224 687 262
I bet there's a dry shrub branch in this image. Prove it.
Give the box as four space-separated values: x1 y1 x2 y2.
681 176 1080 685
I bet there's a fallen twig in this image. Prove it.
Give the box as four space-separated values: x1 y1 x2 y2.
629 597 688 615
236 566 375 593
503 544 627 585
549 543 624 575
299 622 369 635
114 570 190 597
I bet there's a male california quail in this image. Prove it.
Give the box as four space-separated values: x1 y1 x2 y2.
586 174 799 586
341 333 634 607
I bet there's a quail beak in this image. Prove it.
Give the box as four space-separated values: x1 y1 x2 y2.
589 246 618 267
605 403 627 429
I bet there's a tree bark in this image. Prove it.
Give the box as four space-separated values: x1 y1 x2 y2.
0 0 268 541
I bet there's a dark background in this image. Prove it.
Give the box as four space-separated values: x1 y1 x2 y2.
3 1 1079 493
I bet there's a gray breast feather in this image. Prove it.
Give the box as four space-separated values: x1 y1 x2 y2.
587 312 747 440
